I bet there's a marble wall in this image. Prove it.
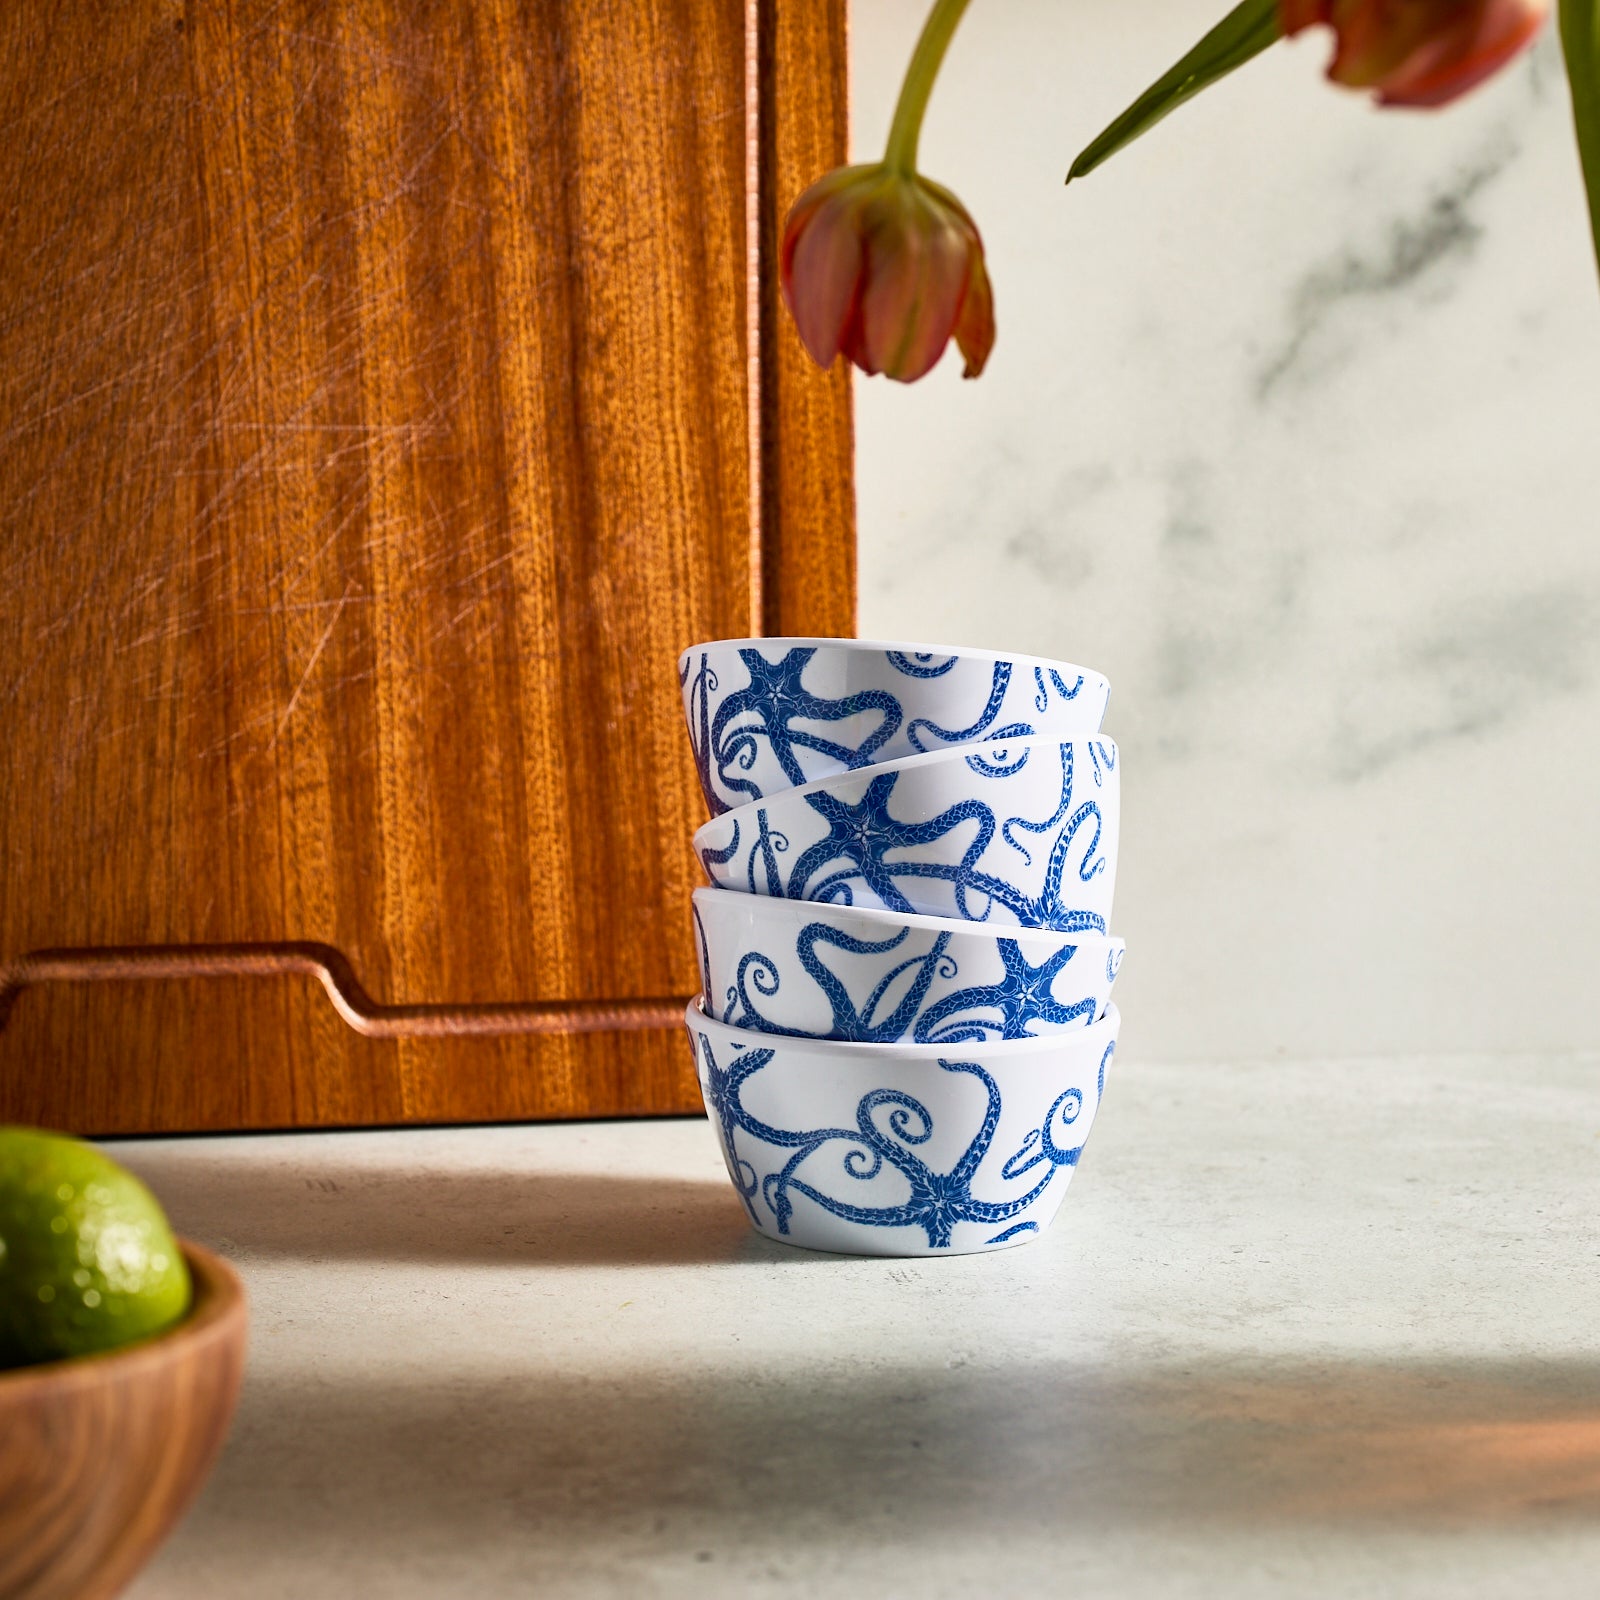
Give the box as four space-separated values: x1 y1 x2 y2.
851 2 1600 1062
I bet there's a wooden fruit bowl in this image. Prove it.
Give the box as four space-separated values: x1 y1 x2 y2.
0 1242 247 1600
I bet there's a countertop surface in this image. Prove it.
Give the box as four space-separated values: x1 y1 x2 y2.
117 1053 1600 1598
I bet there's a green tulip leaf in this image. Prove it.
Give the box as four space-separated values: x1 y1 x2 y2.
1561 0 1600 284
1066 0 1284 185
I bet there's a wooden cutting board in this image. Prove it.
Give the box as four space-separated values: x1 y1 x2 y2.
0 0 853 1133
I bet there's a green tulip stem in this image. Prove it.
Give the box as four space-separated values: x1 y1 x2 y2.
1561 0 1600 287
884 0 974 175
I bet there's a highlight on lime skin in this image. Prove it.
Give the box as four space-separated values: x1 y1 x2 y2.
0 1126 192 1370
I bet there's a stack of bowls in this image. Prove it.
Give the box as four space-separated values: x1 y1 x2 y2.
677 638 1124 1258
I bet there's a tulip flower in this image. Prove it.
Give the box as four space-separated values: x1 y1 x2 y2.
1066 0 1596 288
781 164 994 382
782 0 1598 386
780 0 994 382
1282 0 1551 107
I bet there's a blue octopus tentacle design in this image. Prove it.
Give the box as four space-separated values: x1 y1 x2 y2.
1089 738 1117 788
694 1034 771 1221
753 752 1109 931
886 817 1108 931
710 648 902 804
1033 666 1087 712
719 924 1103 1044
698 818 742 883
786 775 995 913
682 653 725 814
1040 799 1107 895
1106 944 1125 983
743 809 790 897
727 923 958 1041
977 752 1108 930
727 950 784 1028
696 1040 1098 1249
789 833 1108 933
705 740 1111 931
772 1065 1013 1248
1001 1085 1088 1181
965 744 1033 779
696 1035 900 1229
873 857 1103 931
986 1221 1039 1244
906 663 1035 753
911 939 1097 1043
698 1040 869 1232
797 925 958 1041
887 651 958 679
1002 744 1075 862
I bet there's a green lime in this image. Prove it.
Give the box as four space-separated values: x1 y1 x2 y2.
0 1127 192 1370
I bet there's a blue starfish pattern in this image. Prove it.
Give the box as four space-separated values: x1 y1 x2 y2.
911 939 1098 1044
709 648 901 807
785 773 995 913
721 922 1096 1045
770 745 1108 932
694 1035 1096 1250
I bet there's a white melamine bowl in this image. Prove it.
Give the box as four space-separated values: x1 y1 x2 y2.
679 637 1111 815
693 887 1123 1044
692 736 1119 932
686 999 1120 1257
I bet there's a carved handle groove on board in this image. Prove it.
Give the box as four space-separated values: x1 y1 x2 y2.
0 944 691 1040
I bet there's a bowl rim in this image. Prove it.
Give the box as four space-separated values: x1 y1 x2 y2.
686 995 1120 1062
0 1239 246 1396
692 733 1120 846
690 884 1124 953
678 636 1112 686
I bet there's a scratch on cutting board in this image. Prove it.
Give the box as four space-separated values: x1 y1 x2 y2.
273 578 355 744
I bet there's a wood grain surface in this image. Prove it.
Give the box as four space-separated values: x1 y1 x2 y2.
755 0 857 636
0 1 853 1133
0 1242 248 1600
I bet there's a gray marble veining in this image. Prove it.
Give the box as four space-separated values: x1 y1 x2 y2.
853 1 1600 1062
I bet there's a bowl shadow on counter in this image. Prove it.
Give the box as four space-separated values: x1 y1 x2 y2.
140 1354 1600 1592
124 1150 821 1270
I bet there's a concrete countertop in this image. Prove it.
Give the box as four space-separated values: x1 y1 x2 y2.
118 1054 1600 1598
